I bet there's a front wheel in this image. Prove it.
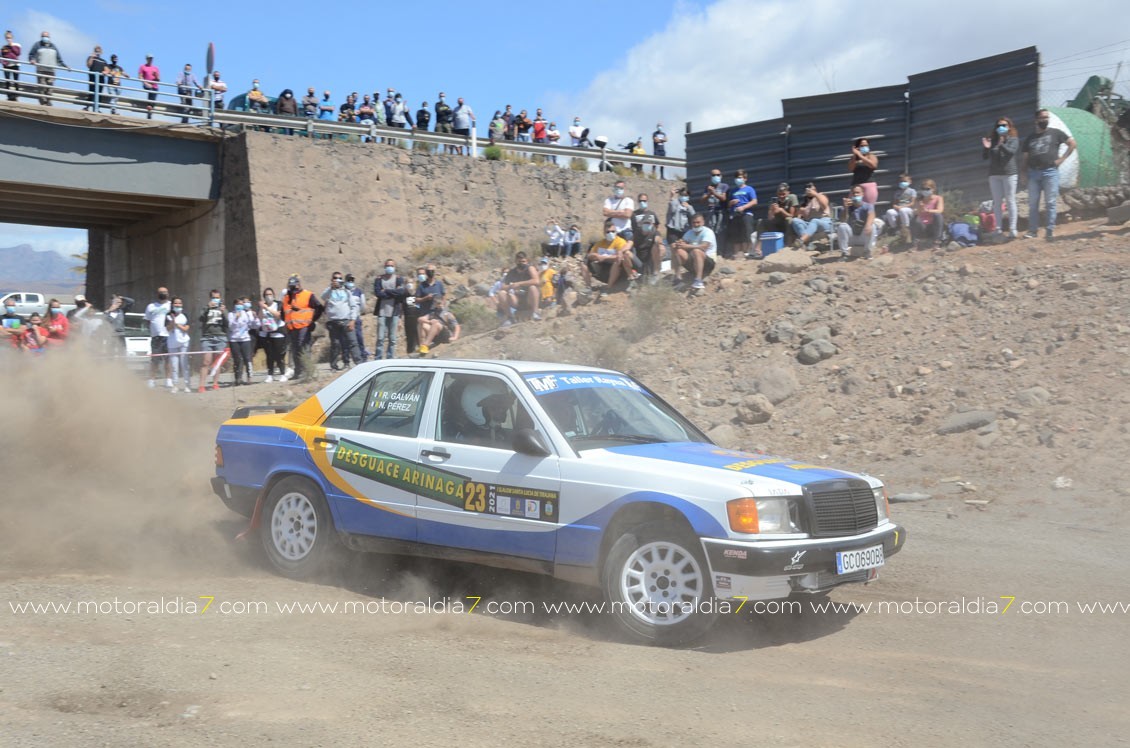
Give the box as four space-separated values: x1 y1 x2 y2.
602 522 717 645
260 476 342 579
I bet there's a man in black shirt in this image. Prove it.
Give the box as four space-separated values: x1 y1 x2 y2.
1021 109 1076 241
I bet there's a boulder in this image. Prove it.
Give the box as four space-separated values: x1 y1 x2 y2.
1014 386 1051 407
797 338 837 365
735 394 775 425
936 410 996 435
765 319 797 343
750 366 799 405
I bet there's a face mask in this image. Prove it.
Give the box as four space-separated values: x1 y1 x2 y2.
851 195 863 204
733 178 745 187
345 281 355 290
385 266 396 275
253 83 259 90
285 93 292 98
920 189 933 197
5 306 15 314
859 146 870 155
234 304 245 312
898 181 909 189
264 295 274 302
679 196 689 203
173 306 183 313
639 201 648 209
710 175 721 185
657 126 663 132
605 231 616 241
51 308 62 314
996 125 1008 134
573 120 580 125
613 188 624 198
157 293 168 301
418 274 427 283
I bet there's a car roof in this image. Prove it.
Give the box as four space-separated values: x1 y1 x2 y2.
390 359 621 375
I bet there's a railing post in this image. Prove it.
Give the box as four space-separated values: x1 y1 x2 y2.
470 126 477 158
94 71 100 113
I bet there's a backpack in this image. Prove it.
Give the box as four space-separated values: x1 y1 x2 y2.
947 222 979 247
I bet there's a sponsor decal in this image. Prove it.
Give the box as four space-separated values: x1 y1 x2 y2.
722 549 748 560
714 575 732 590
524 372 647 396
784 549 807 572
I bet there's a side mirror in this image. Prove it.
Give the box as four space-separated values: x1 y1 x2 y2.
513 428 550 457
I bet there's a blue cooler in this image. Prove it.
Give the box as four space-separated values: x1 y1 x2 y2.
759 232 785 256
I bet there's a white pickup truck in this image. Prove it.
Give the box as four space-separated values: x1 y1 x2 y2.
1 291 77 317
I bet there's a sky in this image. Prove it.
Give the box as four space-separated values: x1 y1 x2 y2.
3 0 1129 257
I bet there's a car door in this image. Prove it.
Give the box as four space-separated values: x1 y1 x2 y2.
314 368 436 542
415 370 562 563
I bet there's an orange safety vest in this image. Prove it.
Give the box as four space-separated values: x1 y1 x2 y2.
284 289 316 330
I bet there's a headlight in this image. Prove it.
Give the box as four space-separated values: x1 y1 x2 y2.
874 486 889 522
727 498 800 534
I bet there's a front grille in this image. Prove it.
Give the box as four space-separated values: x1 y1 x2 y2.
805 479 878 538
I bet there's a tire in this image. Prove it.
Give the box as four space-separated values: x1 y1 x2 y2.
601 521 717 646
260 476 342 579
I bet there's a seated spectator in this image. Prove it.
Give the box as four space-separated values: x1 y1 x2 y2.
671 213 717 291
582 219 634 291
543 220 566 257
631 193 664 281
884 173 917 245
912 178 946 249
416 301 461 355
499 252 541 323
667 187 695 242
20 313 49 352
247 79 269 113
835 185 880 259
790 183 833 249
753 182 799 256
602 180 635 239
849 137 879 205
44 299 69 344
563 225 582 257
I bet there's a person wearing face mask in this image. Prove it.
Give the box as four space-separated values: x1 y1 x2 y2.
848 138 879 205
981 117 1020 239
300 87 318 118
227 297 255 385
198 289 228 391
569 117 590 147
700 168 730 259
752 182 798 258
44 299 69 344
435 92 455 152
28 31 67 106
727 169 757 260
341 274 368 362
499 252 542 323
138 54 160 117
175 63 200 122
246 78 268 113
416 299 461 355
257 288 287 382
632 193 664 282
145 286 172 388
602 180 636 238
791 183 833 251
207 71 228 111
276 87 298 116
582 219 634 292
322 272 362 371
451 97 475 155
2 299 25 347
166 297 192 392
19 313 49 353
1021 109 1076 241
2 31 21 103
652 124 668 179
911 179 945 250
388 93 414 140
403 267 425 354
564 224 583 258
667 187 696 242
835 185 880 260
883 173 917 245
372 261 407 360
671 212 717 291
488 111 505 145
84 46 107 112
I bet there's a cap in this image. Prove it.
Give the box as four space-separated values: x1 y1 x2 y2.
778 182 790 191
538 257 549 266
74 294 86 302
145 53 153 59
287 274 301 285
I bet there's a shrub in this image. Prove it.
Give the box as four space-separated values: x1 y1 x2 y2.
451 298 496 335
483 145 503 161
569 157 591 172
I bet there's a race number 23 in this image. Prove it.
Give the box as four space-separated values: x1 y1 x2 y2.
464 481 488 512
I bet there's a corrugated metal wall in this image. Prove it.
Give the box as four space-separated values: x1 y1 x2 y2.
686 47 1039 212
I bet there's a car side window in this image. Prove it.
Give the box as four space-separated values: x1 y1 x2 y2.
358 370 432 437
436 373 534 449
323 380 373 431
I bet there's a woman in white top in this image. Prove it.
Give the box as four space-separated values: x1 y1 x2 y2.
227 297 257 386
166 297 192 392
257 287 287 382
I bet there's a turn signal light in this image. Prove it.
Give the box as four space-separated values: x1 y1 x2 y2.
727 498 760 534
215 445 224 467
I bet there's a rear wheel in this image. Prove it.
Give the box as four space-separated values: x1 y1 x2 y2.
602 521 717 645
260 476 342 579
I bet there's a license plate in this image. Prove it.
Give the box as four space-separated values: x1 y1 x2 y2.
836 544 884 574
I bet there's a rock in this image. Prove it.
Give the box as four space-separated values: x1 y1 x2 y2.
890 492 932 502
759 248 813 273
765 319 797 343
767 272 789 285
816 405 837 420
807 278 830 293
939 360 954 369
841 374 865 395
749 366 800 405
1014 386 1051 407
1060 280 1081 291
800 326 833 344
797 339 837 365
1052 476 1074 490
735 394 774 425
958 263 976 276
917 366 933 376
936 410 996 435
707 423 741 447
976 432 1000 449
1107 200 1130 225
1083 285 1101 296
472 282 492 297
718 265 736 275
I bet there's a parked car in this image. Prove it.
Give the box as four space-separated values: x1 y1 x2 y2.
1 291 76 317
211 360 906 644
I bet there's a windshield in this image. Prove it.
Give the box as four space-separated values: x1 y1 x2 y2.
523 372 708 450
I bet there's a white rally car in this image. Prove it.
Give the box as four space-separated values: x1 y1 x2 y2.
212 360 905 644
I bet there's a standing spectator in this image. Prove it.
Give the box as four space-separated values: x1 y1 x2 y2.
416 100 431 132
105 55 126 114
700 168 729 259
416 264 445 316
602 180 635 238
564 224 582 257
246 79 269 113
338 93 356 122
435 92 455 152
2 30 20 102
569 117 590 147
388 93 413 145
501 104 515 140
848 137 879 205
883 173 917 244
499 252 541 323
276 88 298 116
752 182 798 257
631 193 664 281
671 213 717 291
284 275 324 380
403 270 424 355
175 63 200 123
382 88 396 124
206 70 228 111
318 90 335 120
301 87 318 117
630 138 646 173
2 298 24 347
84 45 107 111
532 112 547 145
321 271 361 370
198 289 228 392
544 220 566 257
372 260 407 360
103 293 133 349
27 32 66 106
145 286 171 388
489 111 505 145
257 288 287 382
44 300 69 344
836 184 881 258
416 300 460 355
546 121 561 163
667 187 695 242
166 297 192 392
515 109 533 142
138 54 160 117
1022 109 1074 241
452 97 475 155
911 179 945 249
652 123 668 178
726 169 758 260
227 297 255 385
345 274 369 362
791 182 833 249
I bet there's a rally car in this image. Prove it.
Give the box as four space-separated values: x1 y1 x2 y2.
212 360 905 644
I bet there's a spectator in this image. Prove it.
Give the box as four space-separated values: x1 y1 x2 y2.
343 274 368 362
318 91 335 120
848 137 879 205
501 104 515 140
301 87 318 117
416 300 460 355
630 138 646 173
166 297 192 392
981 115 1020 239
277 88 298 116
84 46 107 111
631 193 664 282
416 100 431 132
145 286 171 388
452 97 475 155
564 224 582 257
727 169 757 260
27 32 66 107
435 92 455 152
582 219 634 291
499 251 541 324
602 180 635 238
667 187 695 242
175 63 200 123
652 123 668 178
753 182 798 257
198 289 228 392
206 70 227 111
1022 109 1074 241
514 109 533 142
356 94 376 125
138 54 159 117
883 173 917 245
836 184 881 259
247 79 269 113
404 269 424 355
791 182 833 250
537 257 557 308
544 220 566 257
532 108 547 143
546 121 561 163
700 168 729 259
2 30 20 102
44 299 69 344
19 313 48 352
103 293 133 348
284 275 323 380
569 117 590 147
227 297 255 385
257 288 287 382
322 271 361 371
2 298 23 347
672 212 717 291
911 179 945 249
338 93 356 123
488 110 505 145
382 88 395 124
372 260 407 360
389 92 413 129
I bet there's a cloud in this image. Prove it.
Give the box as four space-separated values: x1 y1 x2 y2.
0 224 88 258
11 10 97 64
